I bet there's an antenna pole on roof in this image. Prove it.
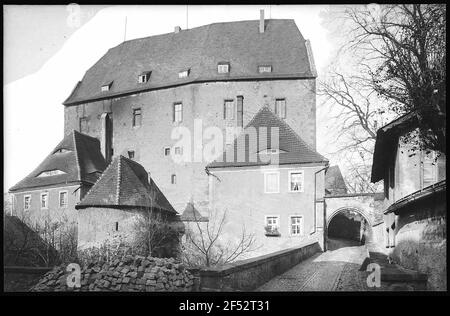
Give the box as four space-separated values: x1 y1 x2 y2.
124 16 127 42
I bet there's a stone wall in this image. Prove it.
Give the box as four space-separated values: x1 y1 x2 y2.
30 255 194 292
195 241 321 291
390 193 446 291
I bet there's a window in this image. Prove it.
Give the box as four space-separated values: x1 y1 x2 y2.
173 103 183 123
258 65 272 73
275 99 286 119
138 71 151 83
132 108 142 127
164 147 171 156
258 148 284 155
218 63 230 74
59 191 68 208
174 146 183 155
290 216 303 236
237 96 244 127
79 117 88 133
115 222 119 231
264 171 279 193
178 69 189 79
101 81 113 92
37 169 66 177
54 148 70 154
171 174 177 184
265 216 280 232
40 192 48 209
289 170 304 192
128 150 135 159
24 195 31 210
224 100 234 120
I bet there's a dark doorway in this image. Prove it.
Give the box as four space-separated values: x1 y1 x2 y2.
327 209 372 250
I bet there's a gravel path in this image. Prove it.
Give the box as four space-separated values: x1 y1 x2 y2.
257 238 371 291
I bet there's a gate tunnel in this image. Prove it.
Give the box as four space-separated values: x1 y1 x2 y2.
326 208 372 250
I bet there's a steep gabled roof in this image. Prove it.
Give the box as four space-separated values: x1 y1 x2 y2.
9 131 107 192
64 19 316 105
325 165 348 196
76 155 177 214
180 202 208 222
207 107 328 169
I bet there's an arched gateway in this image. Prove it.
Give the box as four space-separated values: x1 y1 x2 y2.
323 193 385 251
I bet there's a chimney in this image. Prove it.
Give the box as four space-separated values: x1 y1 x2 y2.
259 9 265 33
174 26 181 34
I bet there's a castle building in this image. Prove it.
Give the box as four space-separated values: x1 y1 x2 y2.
61 15 318 215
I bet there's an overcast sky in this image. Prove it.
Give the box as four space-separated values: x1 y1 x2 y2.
4 5 340 191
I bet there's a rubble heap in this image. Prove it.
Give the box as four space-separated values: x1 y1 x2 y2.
30 255 194 292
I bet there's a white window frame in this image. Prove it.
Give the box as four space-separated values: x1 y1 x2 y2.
264 171 280 193
59 190 68 208
40 192 49 210
178 69 189 79
218 63 230 74
174 103 183 123
265 215 280 231
24 195 31 211
138 72 151 83
275 98 286 119
289 215 303 236
421 150 438 189
258 65 272 73
288 170 304 193
101 82 112 92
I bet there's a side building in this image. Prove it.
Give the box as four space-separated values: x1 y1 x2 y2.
9 130 107 228
76 155 182 257
371 112 446 291
206 107 328 257
61 16 318 215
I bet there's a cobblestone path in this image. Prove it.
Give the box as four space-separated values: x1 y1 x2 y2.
257 238 372 291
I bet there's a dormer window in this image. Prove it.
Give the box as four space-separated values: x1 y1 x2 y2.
178 69 190 79
101 81 113 92
258 65 272 73
138 71 151 83
37 169 66 177
54 148 70 154
258 148 286 155
218 63 230 74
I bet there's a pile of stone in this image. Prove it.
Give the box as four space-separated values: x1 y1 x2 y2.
30 255 194 292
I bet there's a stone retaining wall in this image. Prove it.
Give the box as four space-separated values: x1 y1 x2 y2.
30 256 194 292
195 241 322 291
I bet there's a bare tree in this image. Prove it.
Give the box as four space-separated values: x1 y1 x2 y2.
345 4 446 154
133 208 181 258
181 208 257 268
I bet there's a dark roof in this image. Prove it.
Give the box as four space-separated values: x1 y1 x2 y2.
64 19 316 105
76 155 177 214
207 107 328 168
371 112 418 183
180 202 209 222
384 180 446 215
325 165 348 196
9 130 107 192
